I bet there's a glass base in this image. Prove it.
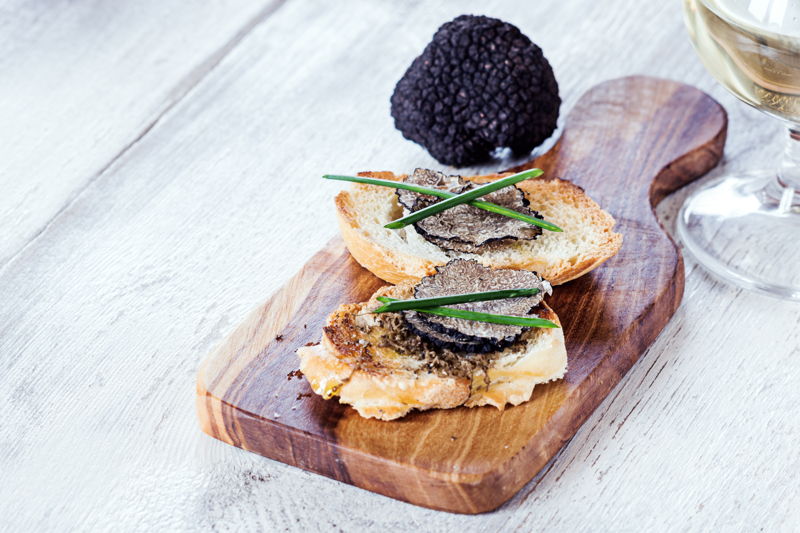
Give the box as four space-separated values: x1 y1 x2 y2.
676 171 800 301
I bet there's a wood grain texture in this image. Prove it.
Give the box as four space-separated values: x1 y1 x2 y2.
196 76 727 513
0 0 281 266
3 0 800 530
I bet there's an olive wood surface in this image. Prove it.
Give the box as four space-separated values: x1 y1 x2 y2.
196 76 726 514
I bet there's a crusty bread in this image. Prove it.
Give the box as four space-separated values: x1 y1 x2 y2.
297 283 567 421
334 171 622 285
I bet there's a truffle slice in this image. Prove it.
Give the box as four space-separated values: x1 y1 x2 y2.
395 168 467 211
403 313 490 354
397 168 544 254
403 259 551 353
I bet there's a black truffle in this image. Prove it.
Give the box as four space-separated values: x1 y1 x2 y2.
390 15 560 166
404 259 551 353
397 168 543 254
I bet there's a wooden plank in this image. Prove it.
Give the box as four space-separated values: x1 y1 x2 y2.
1 0 799 529
196 76 727 513
0 0 281 265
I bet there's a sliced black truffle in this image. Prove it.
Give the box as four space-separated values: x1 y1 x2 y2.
403 259 551 353
403 313 489 353
398 168 543 254
390 15 560 166
396 168 468 212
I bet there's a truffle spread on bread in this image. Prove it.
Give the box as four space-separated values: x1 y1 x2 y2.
297 260 567 421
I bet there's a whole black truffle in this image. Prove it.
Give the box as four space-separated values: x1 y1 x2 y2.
390 15 560 167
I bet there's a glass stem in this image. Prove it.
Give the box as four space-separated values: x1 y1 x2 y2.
779 129 800 189
778 128 800 212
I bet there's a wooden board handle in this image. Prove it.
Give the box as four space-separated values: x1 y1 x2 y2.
513 76 727 208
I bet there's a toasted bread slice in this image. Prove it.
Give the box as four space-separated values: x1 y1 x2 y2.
297 284 567 421
334 171 622 285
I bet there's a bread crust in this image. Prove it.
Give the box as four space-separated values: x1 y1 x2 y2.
335 171 622 285
298 284 567 421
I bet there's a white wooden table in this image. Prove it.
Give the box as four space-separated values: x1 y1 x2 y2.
2 1 799 531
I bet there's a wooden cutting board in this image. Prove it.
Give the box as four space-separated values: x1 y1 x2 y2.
196 76 726 514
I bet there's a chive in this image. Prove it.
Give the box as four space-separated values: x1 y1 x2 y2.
383 169 544 229
322 172 562 232
372 288 540 313
324 174 461 197
374 297 559 329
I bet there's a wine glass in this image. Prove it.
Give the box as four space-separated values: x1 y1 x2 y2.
681 0 800 300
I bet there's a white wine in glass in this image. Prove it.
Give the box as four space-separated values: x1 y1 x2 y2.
681 0 800 300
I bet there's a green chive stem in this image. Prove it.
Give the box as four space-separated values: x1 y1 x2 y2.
374 297 558 329
322 172 562 232
383 169 543 229
372 288 540 313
